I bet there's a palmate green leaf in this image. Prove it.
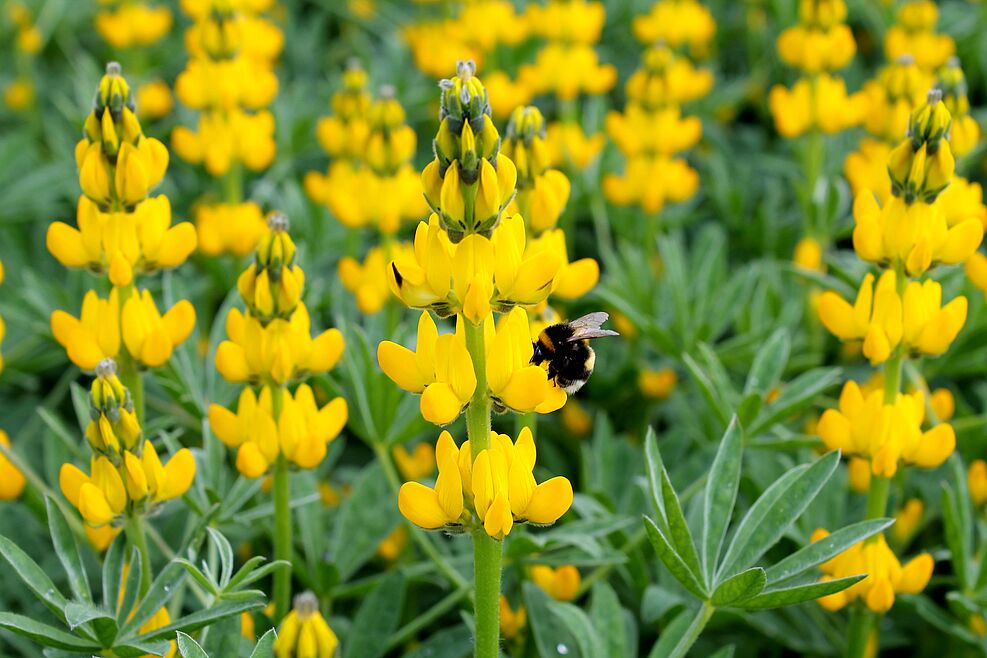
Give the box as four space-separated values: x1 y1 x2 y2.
249 628 278 658
551 601 607 658
716 451 840 581
344 571 406 658
175 558 221 596
682 352 732 427
747 367 842 437
644 516 708 600
206 527 235 588
764 518 893 586
743 328 789 396
119 562 186 637
711 567 766 607
45 496 92 604
136 599 264 643
0 612 100 652
590 582 629 658
732 575 865 610
0 534 68 621
645 428 704 583
102 534 127 612
524 582 584 658
646 604 713 658
64 602 118 646
701 417 743 584
177 632 210 658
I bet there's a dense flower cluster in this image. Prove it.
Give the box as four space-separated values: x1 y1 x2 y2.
95 0 172 49
48 64 197 372
605 42 708 214
398 427 573 538
211 214 347 477
173 0 282 255
632 0 715 57
59 360 195 547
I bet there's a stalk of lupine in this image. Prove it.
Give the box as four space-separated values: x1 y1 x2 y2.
422 60 517 243
77 63 168 212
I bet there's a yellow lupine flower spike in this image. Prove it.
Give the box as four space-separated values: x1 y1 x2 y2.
86 359 141 458
817 380 955 478
818 271 901 365
274 592 339 658
501 106 571 234
937 58 980 158
121 288 196 368
813 529 933 614
486 308 566 414
237 212 305 324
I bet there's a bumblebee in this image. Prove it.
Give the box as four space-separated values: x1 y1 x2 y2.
530 312 618 393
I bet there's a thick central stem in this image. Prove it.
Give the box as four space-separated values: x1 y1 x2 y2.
271 386 291 622
462 317 501 658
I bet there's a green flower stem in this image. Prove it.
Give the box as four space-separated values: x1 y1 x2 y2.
803 125 824 236
115 283 145 425
223 161 243 205
672 602 715 658
463 318 501 658
271 386 292 622
846 604 875 658
514 412 536 438
125 515 153 598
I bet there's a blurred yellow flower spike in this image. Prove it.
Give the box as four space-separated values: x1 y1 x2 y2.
813 529 933 614
499 595 527 639
632 0 716 55
393 443 437 481
398 427 573 539
274 591 339 658
51 288 195 371
195 201 268 257
817 380 955 478
776 0 855 74
530 564 581 601
818 271 967 364
502 106 571 234
968 460 987 507
338 243 414 315
209 384 347 478
768 74 863 138
884 1 955 72
95 2 173 49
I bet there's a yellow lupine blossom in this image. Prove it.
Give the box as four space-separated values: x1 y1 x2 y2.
393 443 437 481
398 428 573 539
525 229 599 300
794 236 825 272
487 308 567 414
624 43 713 107
237 214 304 323
215 304 345 386
376 525 408 561
884 1 955 72
968 460 987 507
377 311 477 426
274 591 339 658
209 384 347 478
813 529 933 613
0 431 26 500
60 440 195 528
136 80 173 121
172 108 276 176
518 42 616 101
501 107 571 234
138 607 177 658
3 78 34 111
818 271 966 365
95 1 173 48
48 196 195 288
314 62 371 161
817 380 955 478
545 122 606 170
483 72 534 121
388 214 560 322
632 0 716 56
930 387 955 422
604 155 699 215
530 564 581 601
51 288 195 371
499 596 527 640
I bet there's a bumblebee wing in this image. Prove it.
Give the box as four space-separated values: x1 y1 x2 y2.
566 312 619 342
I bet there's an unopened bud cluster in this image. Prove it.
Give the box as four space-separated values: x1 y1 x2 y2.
501 106 570 234
237 213 304 324
887 90 953 204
